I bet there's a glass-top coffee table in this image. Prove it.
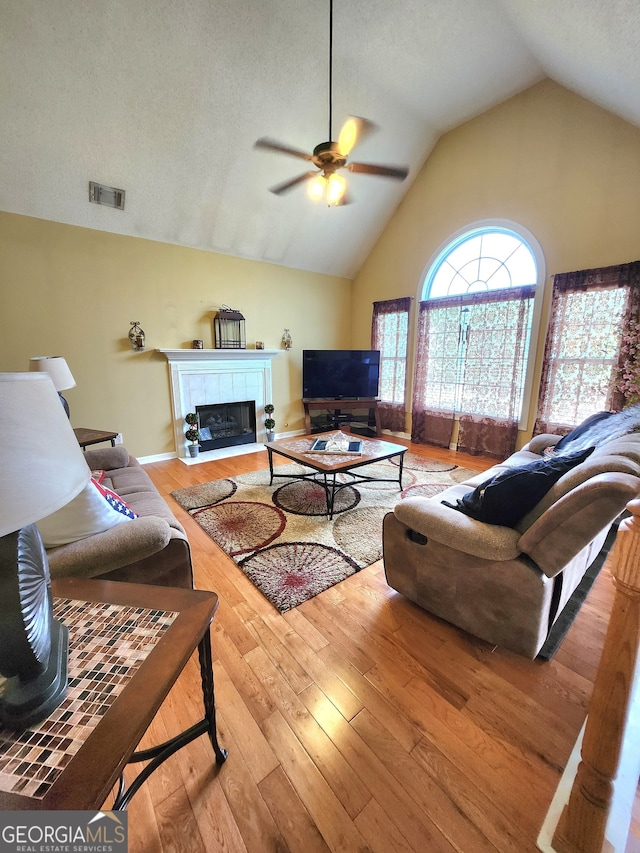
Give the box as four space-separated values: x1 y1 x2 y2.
265 431 407 519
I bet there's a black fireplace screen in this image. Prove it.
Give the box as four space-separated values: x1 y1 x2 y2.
196 400 256 451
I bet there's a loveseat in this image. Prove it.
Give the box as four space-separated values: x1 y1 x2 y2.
44 446 193 588
383 429 640 658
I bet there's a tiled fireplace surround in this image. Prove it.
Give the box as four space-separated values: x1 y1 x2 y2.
158 349 280 463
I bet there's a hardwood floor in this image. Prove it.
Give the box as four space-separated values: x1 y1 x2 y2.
118 439 632 852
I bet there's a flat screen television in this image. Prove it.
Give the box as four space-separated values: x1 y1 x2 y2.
302 350 380 400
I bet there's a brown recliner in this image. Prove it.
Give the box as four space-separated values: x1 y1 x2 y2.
382 433 640 658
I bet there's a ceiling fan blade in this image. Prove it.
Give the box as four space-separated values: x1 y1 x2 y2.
337 116 377 156
346 162 409 180
254 138 313 161
269 171 318 195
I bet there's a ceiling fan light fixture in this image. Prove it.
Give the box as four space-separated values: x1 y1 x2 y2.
307 173 346 206
308 175 326 201
337 119 357 156
327 173 346 205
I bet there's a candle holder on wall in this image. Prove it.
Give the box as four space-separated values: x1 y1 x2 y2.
128 321 146 351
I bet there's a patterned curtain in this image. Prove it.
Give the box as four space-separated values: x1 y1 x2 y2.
412 286 535 456
534 261 640 436
457 415 519 460
371 297 411 432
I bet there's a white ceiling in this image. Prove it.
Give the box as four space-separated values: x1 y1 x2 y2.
1 0 639 278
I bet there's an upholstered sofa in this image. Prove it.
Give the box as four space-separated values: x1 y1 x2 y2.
44 446 193 588
383 430 640 658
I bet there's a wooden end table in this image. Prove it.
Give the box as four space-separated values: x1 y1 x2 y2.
0 577 227 811
74 427 119 450
265 431 407 519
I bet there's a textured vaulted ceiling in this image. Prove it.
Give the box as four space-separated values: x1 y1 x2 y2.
1 1 639 278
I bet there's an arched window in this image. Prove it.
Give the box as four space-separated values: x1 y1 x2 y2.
422 227 538 300
413 224 544 457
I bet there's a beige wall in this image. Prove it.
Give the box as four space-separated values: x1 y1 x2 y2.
352 79 640 442
0 213 351 457
4 79 640 459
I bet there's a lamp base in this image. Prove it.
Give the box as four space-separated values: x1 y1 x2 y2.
58 392 70 417
0 618 69 730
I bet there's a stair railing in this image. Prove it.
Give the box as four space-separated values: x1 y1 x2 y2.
551 499 640 852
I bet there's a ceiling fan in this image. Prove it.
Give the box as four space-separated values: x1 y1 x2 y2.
254 0 409 206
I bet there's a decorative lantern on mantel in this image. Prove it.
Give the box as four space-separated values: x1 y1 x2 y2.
213 305 246 349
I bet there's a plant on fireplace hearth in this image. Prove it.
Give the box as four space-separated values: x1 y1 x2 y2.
264 403 275 441
185 412 200 447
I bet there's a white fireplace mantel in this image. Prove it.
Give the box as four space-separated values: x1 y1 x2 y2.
157 348 281 362
157 348 281 462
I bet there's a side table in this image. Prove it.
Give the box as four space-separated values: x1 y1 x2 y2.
74 427 119 450
0 577 227 810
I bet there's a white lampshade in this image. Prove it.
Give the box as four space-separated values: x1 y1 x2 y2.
29 356 76 392
0 373 90 535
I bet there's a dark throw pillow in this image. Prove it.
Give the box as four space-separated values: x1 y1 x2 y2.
552 411 615 453
441 446 594 527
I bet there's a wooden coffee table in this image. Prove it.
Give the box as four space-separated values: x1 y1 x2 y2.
265 431 407 519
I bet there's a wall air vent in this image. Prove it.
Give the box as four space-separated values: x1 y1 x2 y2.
89 181 125 210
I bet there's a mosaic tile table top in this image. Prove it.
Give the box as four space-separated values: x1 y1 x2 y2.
0 598 177 800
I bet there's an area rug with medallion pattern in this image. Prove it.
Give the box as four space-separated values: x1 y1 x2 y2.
171 454 478 612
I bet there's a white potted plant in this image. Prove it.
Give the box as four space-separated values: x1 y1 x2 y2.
264 404 275 442
185 412 200 457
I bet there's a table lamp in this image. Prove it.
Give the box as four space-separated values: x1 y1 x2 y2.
0 373 90 728
29 356 76 417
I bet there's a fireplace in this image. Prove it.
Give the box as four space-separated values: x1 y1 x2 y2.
157 348 279 462
196 401 256 451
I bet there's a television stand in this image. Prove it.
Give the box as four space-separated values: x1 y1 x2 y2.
303 398 382 438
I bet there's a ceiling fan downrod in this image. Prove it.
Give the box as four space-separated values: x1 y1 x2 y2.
328 0 333 143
